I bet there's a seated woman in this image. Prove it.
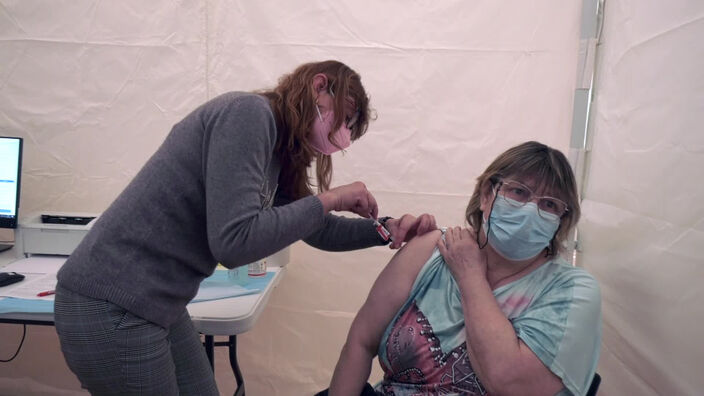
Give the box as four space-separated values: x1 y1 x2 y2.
327 141 601 396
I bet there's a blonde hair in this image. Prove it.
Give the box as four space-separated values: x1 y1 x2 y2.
465 141 580 255
259 60 372 198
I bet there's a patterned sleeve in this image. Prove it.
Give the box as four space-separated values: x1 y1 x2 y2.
511 269 602 396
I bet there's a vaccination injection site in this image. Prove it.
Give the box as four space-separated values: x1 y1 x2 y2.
0 1 701 395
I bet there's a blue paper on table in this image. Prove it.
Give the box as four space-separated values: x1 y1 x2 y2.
0 271 277 312
191 270 275 303
0 297 54 314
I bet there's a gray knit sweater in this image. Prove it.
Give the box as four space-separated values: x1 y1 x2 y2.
57 92 384 327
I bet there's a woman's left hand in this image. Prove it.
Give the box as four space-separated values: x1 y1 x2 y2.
437 226 487 282
385 213 437 249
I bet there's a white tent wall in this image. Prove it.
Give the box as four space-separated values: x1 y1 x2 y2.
580 1 704 395
0 1 585 394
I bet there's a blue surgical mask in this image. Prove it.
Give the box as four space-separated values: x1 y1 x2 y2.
483 196 560 261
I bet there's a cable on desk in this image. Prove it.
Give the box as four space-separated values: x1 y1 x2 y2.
0 324 26 362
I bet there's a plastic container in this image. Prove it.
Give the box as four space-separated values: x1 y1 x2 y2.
227 265 249 286
248 258 267 277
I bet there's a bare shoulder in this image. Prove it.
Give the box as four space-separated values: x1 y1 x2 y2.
358 229 443 334
381 229 443 285
349 229 444 351
397 229 443 260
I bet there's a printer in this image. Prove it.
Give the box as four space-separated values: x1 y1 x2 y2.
15 211 291 266
17 212 100 257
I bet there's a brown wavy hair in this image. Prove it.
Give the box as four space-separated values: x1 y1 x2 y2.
465 141 581 256
259 60 372 199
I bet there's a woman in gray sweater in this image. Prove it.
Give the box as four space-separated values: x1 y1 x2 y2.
54 60 436 395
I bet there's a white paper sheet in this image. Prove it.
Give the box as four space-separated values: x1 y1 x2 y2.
0 256 67 274
0 272 57 300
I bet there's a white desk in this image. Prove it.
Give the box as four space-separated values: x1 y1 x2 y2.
0 248 285 396
188 266 285 335
187 266 286 396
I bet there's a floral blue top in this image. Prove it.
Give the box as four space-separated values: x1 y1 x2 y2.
375 248 601 395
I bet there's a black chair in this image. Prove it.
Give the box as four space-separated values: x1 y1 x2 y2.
315 383 376 396
586 372 601 396
316 374 601 396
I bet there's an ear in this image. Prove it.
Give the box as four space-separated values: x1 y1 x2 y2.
478 180 495 212
312 73 329 95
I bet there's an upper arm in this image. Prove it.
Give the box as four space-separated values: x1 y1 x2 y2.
205 94 276 246
345 230 443 355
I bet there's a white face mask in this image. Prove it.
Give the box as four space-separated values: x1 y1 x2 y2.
309 105 352 155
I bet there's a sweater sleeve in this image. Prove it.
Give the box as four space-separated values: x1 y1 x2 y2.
203 94 327 268
271 193 389 251
304 214 388 251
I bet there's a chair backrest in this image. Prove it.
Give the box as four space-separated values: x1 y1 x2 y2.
586 372 601 396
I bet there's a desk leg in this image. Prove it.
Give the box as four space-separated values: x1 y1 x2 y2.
202 335 245 396
228 335 245 396
204 335 215 370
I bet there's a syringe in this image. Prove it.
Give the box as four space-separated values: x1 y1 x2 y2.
372 218 393 243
